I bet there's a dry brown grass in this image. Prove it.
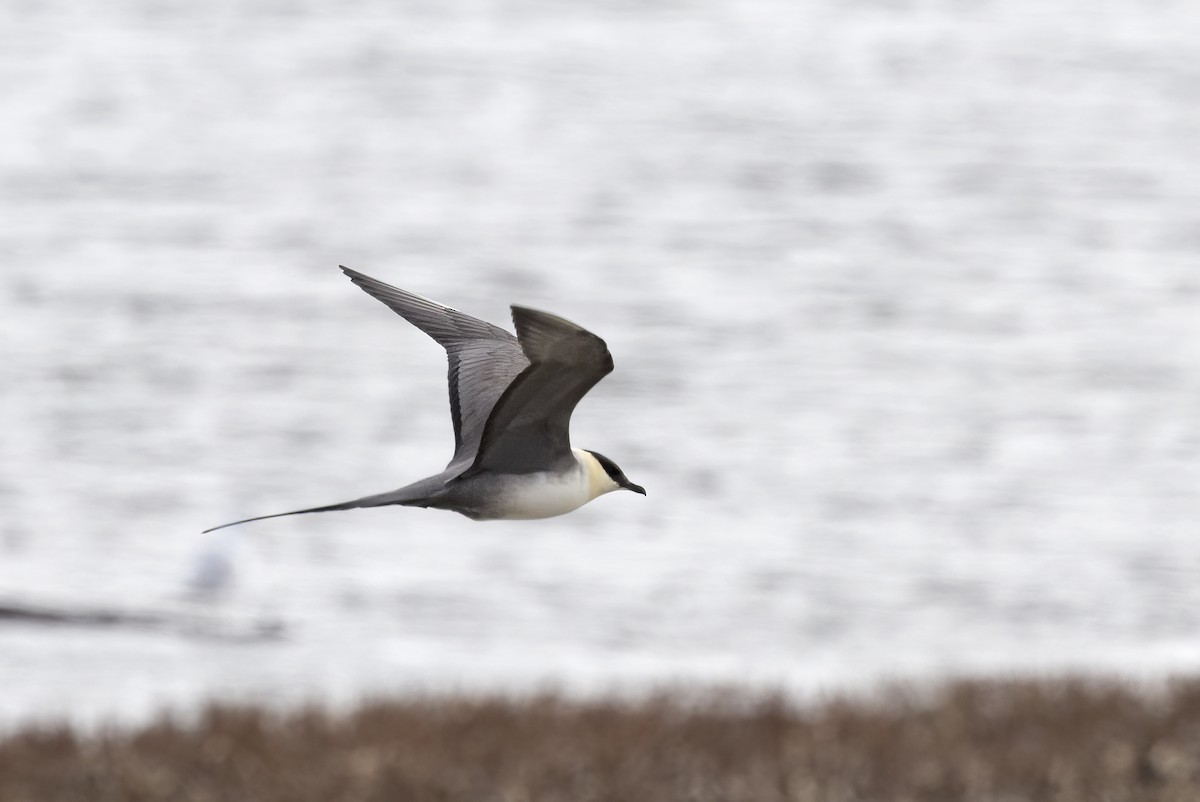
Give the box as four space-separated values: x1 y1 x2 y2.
3 678 1200 801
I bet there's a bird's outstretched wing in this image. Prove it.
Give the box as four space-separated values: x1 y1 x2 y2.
340 267 529 471
467 306 613 475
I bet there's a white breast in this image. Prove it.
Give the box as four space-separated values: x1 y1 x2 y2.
495 468 593 520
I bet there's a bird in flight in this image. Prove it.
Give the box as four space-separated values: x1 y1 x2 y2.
204 267 644 532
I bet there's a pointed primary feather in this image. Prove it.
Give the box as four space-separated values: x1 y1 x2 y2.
468 306 613 475
340 267 529 470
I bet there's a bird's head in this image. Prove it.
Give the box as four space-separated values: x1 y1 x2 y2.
583 449 646 498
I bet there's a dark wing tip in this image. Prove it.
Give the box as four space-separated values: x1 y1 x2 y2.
510 306 611 369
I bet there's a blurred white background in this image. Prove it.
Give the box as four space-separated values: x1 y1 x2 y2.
3 0 1200 728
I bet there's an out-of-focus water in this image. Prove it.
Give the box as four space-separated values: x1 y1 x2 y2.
3 0 1200 728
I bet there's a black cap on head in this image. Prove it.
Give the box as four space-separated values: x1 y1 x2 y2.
586 450 646 495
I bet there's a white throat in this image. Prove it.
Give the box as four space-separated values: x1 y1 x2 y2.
574 447 621 502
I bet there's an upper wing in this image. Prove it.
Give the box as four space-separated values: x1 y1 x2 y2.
340 267 529 470
467 306 614 475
